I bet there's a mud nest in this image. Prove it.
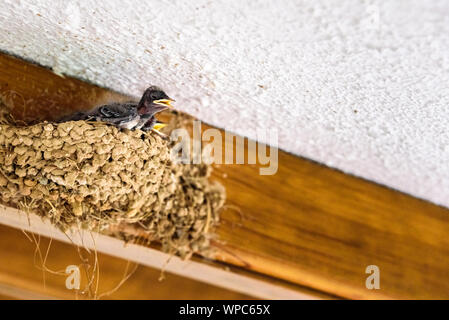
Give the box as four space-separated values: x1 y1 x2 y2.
0 104 224 258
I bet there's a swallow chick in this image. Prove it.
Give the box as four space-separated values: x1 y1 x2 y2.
135 86 174 133
58 86 174 133
60 101 141 129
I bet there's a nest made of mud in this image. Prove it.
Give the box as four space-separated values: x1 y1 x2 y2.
0 105 224 258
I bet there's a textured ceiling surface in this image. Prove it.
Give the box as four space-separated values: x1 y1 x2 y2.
0 0 448 207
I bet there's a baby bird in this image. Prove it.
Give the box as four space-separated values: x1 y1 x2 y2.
58 86 173 132
135 86 174 132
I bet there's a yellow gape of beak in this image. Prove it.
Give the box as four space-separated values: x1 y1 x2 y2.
154 99 174 107
153 123 167 132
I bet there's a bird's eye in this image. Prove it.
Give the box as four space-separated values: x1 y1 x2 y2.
151 92 159 100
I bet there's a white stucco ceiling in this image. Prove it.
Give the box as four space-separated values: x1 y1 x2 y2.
1 0 448 207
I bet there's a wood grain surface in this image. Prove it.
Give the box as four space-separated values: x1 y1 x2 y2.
0 224 253 300
1 52 448 299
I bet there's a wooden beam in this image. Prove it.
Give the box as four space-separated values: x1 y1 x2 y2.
1 52 449 299
0 222 254 300
0 207 309 299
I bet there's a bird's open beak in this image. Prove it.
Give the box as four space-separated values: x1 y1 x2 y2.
153 99 175 108
153 122 167 131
